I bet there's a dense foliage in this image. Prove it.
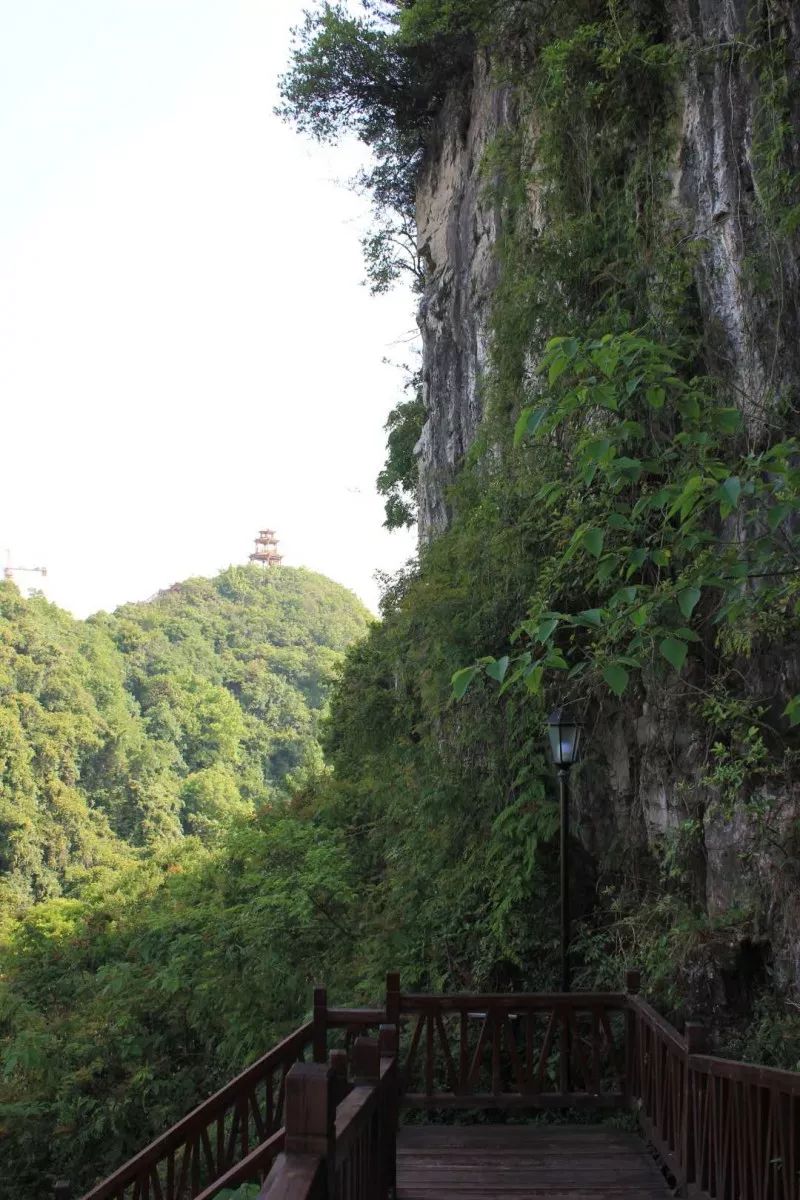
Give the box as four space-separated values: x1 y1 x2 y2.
282 0 800 1039
0 566 370 1195
4 2 800 1196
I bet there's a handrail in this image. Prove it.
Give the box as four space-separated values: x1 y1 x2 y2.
261 1033 398 1200
689 1051 800 1095
76 973 800 1200
81 1023 313 1200
399 990 627 1008
627 985 800 1198
395 987 628 1107
193 1131 285 1200
334 1057 394 1166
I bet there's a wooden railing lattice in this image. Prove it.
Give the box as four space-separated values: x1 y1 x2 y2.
75 971 800 1200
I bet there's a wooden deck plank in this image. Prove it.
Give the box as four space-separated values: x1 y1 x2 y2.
397 1126 670 1198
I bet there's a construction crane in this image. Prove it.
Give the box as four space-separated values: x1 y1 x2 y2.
3 549 47 583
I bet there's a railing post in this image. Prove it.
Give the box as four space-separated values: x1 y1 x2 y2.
624 968 641 1108
350 1036 380 1083
679 1020 706 1198
284 1062 335 1196
379 1025 399 1199
54 1183 71 1200
378 1024 399 1059
685 1020 706 1054
349 1038 381 1196
385 972 400 1027
313 986 328 1064
329 1048 350 1106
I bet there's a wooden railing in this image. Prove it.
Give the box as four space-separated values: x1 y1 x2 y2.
627 974 800 1199
77 971 800 1200
262 1029 398 1200
80 1023 313 1200
390 980 627 1108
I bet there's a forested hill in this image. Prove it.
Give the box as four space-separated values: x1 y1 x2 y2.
0 564 370 914
0 565 373 1195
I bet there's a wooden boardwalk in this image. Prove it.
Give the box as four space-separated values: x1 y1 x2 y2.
397 1125 671 1199
78 975 800 1200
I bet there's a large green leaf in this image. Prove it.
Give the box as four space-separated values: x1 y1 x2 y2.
719 476 741 516
768 502 792 531
603 664 629 696
677 587 701 619
713 407 742 434
513 405 548 446
535 617 559 642
485 655 510 682
451 665 479 699
582 528 604 558
659 637 688 672
575 608 604 627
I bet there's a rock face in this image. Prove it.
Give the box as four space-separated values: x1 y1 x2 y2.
672 0 800 435
415 55 512 538
413 9 800 1002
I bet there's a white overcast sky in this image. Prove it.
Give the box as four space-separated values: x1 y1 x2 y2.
0 0 418 617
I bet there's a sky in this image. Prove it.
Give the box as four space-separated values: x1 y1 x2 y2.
0 0 418 617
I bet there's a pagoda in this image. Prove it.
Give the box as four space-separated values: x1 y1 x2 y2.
249 529 283 567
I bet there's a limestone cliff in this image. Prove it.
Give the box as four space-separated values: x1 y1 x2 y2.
415 55 511 538
413 5 800 1009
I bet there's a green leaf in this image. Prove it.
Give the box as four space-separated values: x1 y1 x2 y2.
613 456 643 482
451 666 479 699
607 512 631 530
591 347 619 379
659 637 688 672
594 383 619 410
523 664 544 694
548 355 570 385
597 556 618 582
768 502 792 531
582 528 604 558
719 476 741 515
514 406 549 446
485 656 509 683
645 385 665 409
535 617 559 643
603 664 630 696
783 695 800 727
713 407 742 434
585 437 612 461
678 393 700 421
575 608 603 627
678 587 701 618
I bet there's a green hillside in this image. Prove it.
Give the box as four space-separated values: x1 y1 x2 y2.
0 565 370 915
0 565 370 1194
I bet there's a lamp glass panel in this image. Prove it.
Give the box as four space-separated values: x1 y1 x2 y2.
563 722 581 764
547 723 563 765
547 716 582 765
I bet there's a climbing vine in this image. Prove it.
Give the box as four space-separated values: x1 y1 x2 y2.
456 331 800 721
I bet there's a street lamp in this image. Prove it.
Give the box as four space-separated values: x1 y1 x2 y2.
547 709 582 992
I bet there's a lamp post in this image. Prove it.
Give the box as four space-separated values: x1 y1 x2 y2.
547 709 582 993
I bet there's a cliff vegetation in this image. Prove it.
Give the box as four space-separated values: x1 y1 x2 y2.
4 1 800 1195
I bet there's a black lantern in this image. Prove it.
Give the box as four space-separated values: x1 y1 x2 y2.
547 708 582 769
